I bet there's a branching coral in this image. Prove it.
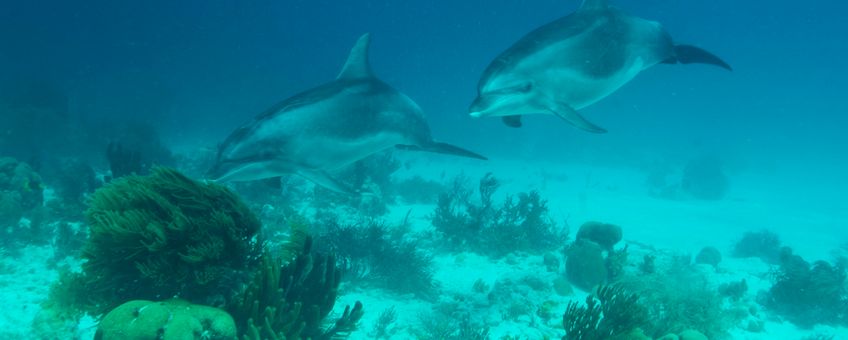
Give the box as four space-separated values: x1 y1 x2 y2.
310 150 401 216
314 216 438 298
562 284 648 340
732 229 783 264
227 236 363 339
617 263 738 338
431 173 566 257
51 167 262 315
764 249 848 327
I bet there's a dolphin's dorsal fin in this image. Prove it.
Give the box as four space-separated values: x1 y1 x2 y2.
337 33 373 79
579 0 608 11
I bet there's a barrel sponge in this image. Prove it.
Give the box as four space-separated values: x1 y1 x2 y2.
566 239 608 291
695 246 722 268
576 221 622 251
95 299 236 340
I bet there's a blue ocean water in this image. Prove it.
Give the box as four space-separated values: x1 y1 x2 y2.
1 0 847 338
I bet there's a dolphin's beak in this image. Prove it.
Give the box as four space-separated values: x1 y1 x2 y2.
205 165 224 182
468 96 487 117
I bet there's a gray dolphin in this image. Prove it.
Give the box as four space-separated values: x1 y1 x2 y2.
208 34 486 193
469 0 731 132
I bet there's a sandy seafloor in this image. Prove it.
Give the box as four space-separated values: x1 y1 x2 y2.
1 152 846 339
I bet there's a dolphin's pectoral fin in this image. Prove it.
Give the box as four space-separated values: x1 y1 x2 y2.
502 115 523 128
548 103 607 133
664 45 732 71
297 169 355 195
398 142 488 160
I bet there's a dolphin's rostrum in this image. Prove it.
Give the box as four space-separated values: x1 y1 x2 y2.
208 34 486 193
470 0 732 132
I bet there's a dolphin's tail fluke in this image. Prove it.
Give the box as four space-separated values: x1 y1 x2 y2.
665 44 732 71
397 142 488 160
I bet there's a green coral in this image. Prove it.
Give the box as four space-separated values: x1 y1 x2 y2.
52 167 262 315
227 236 363 339
765 249 848 327
562 284 648 340
95 299 236 340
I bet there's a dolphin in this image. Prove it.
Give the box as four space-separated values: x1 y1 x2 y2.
207 34 486 193
469 0 731 132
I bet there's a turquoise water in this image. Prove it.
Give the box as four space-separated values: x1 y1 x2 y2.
1 1 846 339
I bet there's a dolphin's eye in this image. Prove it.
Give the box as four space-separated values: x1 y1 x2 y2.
520 82 533 92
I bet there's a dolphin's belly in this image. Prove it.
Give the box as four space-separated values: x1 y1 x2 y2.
545 56 645 109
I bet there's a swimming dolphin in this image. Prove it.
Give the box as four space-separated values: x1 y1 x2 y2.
207 34 486 193
469 0 731 132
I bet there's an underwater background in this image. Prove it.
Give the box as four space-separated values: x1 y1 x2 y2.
1 0 846 339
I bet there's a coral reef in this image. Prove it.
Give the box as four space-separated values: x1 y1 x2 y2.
618 262 739 338
369 306 398 339
95 299 236 340
43 157 100 220
310 150 401 217
561 284 648 340
394 175 446 204
105 122 175 177
48 221 88 267
763 248 848 327
414 311 489 340
0 157 47 249
638 254 656 275
718 279 748 302
0 157 44 218
576 221 622 251
431 173 566 257
732 229 783 264
314 216 438 298
565 240 608 291
564 221 627 291
694 246 722 268
105 142 143 179
680 155 729 200
51 167 262 315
